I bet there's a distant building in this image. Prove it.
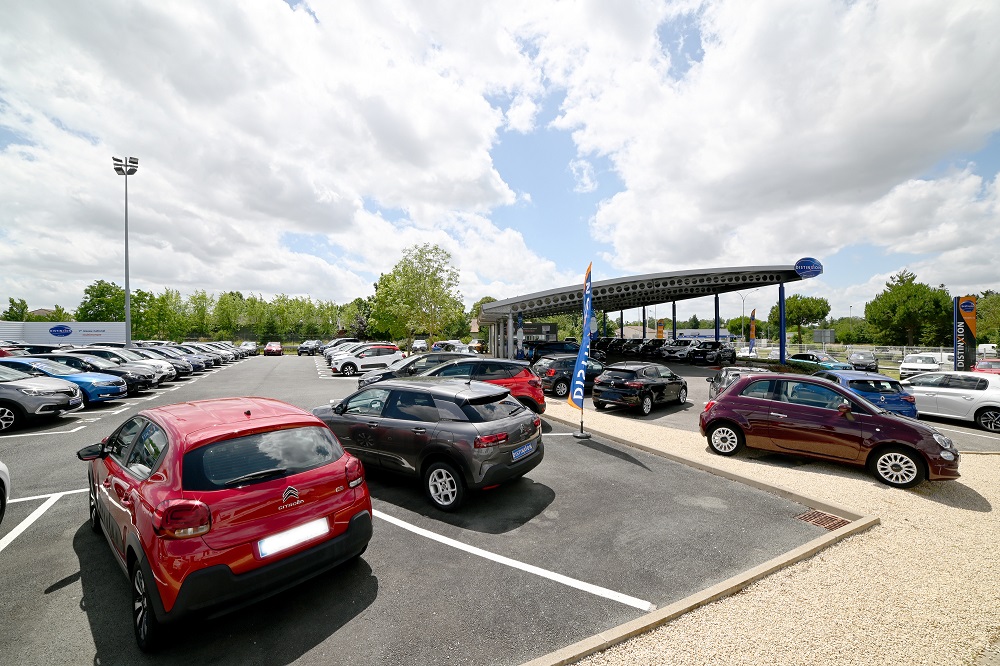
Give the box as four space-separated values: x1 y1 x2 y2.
29 308 56 318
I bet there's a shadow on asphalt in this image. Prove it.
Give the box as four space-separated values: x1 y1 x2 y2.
576 438 651 471
72 523 378 665
364 468 555 534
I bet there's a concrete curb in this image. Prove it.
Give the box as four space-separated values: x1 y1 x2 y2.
523 411 881 666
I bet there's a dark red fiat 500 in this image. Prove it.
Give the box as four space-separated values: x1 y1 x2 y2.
77 397 373 651
699 373 960 488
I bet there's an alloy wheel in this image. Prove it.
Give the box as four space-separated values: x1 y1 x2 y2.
875 452 918 486
0 406 16 431
427 468 458 507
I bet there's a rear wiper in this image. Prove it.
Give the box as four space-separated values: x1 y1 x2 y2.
224 467 287 486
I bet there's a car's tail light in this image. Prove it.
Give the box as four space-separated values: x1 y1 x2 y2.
528 378 541 388
902 395 916 403
532 416 541 431
153 499 211 539
474 432 509 448
625 381 643 389
545 369 556 376
345 455 365 488
704 400 716 412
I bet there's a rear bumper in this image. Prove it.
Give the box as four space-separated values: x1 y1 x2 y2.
473 441 545 488
148 510 373 624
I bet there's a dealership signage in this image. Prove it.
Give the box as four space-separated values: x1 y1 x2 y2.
794 257 824 279
954 296 977 371
11 322 129 345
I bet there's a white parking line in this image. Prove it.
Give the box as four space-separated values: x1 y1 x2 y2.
0 493 64 555
0 425 87 439
933 426 1000 441
9 488 87 504
373 509 656 612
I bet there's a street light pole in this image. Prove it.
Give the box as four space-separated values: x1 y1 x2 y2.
736 288 760 343
112 156 138 348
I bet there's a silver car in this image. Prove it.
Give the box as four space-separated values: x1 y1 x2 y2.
902 371 1000 432
0 364 83 432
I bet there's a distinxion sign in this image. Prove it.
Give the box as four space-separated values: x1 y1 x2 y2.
953 296 977 372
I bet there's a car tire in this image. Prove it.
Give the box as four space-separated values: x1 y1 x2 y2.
88 474 101 533
0 402 22 432
708 423 745 456
677 387 687 404
341 363 358 377
553 380 569 398
868 447 926 489
638 393 653 416
424 461 465 511
975 407 1000 433
131 561 163 652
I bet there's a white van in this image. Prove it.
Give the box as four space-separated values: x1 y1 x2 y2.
979 344 998 358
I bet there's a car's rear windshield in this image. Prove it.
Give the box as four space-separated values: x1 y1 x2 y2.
182 426 345 490
979 361 998 369
603 369 637 380
903 355 936 364
459 395 525 422
533 358 557 371
848 379 903 394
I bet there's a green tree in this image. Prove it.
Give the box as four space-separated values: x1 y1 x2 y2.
146 289 187 340
865 271 952 345
832 316 875 344
686 314 700 329
185 290 216 339
2 297 30 321
75 280 125 321
213 291 245 340
767 295 831 343
979 291 1000 345
43 305 74 322
369 244 464 342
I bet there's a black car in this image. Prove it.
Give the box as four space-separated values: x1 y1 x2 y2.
312 378 544 511
297 340 322 356
847 350 879 372
706 366 772 400
140 345 208 372
592 362 688 415
638 339 667 357
620 339 645 356
689 341 737 365
605 338 628 355
34 353 157 395
526 340 606 364
356 351 477 388
532 354 605 398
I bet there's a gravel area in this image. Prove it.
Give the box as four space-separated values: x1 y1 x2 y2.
542 401 1000 666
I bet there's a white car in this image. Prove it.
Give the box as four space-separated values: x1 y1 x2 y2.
737 346 758 358
899 354 948 380
902 371 1000 432
0 459 9 526
329 344 403 376
411 340 429 352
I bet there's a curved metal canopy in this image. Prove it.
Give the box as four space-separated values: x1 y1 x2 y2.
479 264 807 322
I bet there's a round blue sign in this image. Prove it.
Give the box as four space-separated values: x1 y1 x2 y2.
49 325 73 337
794 257 823 278
959 300 975 313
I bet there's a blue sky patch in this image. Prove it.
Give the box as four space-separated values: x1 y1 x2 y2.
657 12 705 78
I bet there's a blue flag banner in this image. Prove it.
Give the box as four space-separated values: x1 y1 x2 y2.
568 263 593 411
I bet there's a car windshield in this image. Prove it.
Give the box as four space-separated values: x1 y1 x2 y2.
903 355 937 364
115 349 144 361
0 365 32 381
848 379 903 394
182 426 345 490
80 355 117 369
850 352 874 360
460 395 525 421
31 361 80 376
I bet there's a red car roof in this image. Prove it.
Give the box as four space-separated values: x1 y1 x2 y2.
142 397 325 452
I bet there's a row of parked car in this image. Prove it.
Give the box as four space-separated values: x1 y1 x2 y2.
0 340 250 433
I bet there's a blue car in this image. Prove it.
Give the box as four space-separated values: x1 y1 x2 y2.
811 369 918 418
788 351 853 370
0 357 128 405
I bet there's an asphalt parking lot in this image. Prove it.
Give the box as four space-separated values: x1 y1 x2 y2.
1 355 835 666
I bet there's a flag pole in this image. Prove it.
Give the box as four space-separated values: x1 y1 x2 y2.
571 262 593 440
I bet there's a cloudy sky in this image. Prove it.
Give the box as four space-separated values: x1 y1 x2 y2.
2 0 998 324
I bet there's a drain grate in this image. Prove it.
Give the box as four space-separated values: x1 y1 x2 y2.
795 510 851 531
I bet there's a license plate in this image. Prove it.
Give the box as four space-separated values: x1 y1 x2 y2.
511 441 535 461
258 517 329 558
69 398 82 406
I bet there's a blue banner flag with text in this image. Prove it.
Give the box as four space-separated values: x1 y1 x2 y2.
567 263 593 411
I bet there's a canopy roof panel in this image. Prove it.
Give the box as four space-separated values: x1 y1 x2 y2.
479 265 807 322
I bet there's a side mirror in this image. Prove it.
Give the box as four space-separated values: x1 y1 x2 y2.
77 443 105 461
705 377 713 383
333 403 346 415
837 403 855 421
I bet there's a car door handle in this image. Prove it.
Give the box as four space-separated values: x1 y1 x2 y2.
367 422 379 428
962 396 974 400
411 427 426 434
924 393 936 397
770 412 788 418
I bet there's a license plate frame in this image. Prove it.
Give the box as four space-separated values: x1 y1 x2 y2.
258 517 329 558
